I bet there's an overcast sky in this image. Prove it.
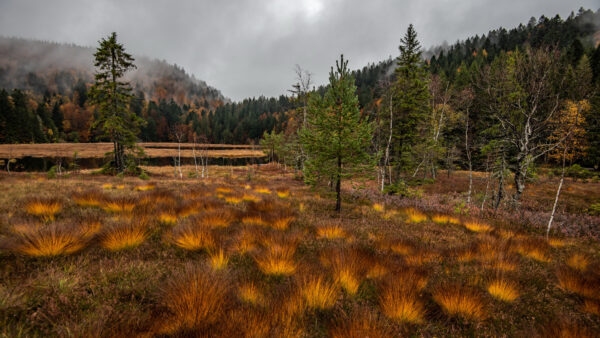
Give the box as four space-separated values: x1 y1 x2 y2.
0 0 598 101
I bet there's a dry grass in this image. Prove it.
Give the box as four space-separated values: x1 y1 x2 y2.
72 190 105 207
101 197 136 214
254 246 297 276
514 237 552 263
159 266 230 333
566 253 590 272
535 320 598 338
556 267 600 299
209 248 229 270
171 223 215 251
379 284 426 324
254 187 272 194
276 189 290 198
199 209 235 228
316 225 346 239
433 284 487 320
99 222 148 251
323 249 366 295
403 208 427 223
1 166 599 336
582 299 600 316
464 220 494 233
268 210 296 231
487 279 519 302
238 283 265 306
24 198 62 221
9 223 87 257
299 275 339 310
372 203 384 212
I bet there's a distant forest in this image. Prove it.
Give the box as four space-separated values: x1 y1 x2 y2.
0 8 599 167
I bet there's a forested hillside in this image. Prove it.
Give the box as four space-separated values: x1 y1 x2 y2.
1 8 599 159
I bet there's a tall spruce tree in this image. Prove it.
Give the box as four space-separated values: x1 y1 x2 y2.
391 24 431 181
89 32 144 173
301 55 374 211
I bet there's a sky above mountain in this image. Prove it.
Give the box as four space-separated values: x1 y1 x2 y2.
0 0 598 101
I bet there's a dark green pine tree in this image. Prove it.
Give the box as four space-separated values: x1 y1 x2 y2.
391 24 431 178
89 32 145 173
300 55 375 212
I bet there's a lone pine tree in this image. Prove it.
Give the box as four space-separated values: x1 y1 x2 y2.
89 32 144 173
301 55 374 212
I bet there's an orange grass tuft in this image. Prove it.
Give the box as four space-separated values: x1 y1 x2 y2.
513 238 552 263
101 197 137 213
242 194 261 202
548 237 568 248
254 238 297 276
556 267 600 299
72 190 105 207
171 224 215 251
254 187 272 194
101 183 113 190
566 253 590 272
535 321 597 338
582 299 600 316
379 283 426 324
10 223 87 257
100 222 148 251
238 283 266 306
200 210 235 228
432 214 451 224
24 198 62 221
316 225 346 239
276 189 290 198
209 248 229 270
323 250 366 295
134 184 156 191
268 210 296 230
300 275 339 310
158 211 178 225
330 309 390 338
487 279 519 302
404 208 427 223
225 195 243 204
160 267 230 333
433 284 487 320
464 220 493 233
372 203 384 212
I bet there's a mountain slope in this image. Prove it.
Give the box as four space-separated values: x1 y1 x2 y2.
0 37 226 107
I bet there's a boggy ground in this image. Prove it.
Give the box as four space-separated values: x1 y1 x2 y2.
0 164 599 337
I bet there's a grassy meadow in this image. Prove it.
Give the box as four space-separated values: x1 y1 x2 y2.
0 164 599 337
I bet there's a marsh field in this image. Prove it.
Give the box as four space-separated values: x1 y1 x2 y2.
0 164 599 337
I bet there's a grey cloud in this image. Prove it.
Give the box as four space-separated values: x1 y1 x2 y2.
0 0 597 100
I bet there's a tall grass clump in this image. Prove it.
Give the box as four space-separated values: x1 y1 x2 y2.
24 198 62 222
100 222 148 251
463 220 493 233
10 222 87 257
209 248 229 270
299 275 339 310
238 282 266 306
379 283 426 324
316 225 346 239
171 223 215 251
566 253 590 272
403 208 427 223
72 190 105 207
159 266 230 333
555 267 600 299
487 279 519 302
323 249 366 295
330 309 390 338
200 210 235 228
101 197 137 214
254 236 298 276
433 284 487 320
